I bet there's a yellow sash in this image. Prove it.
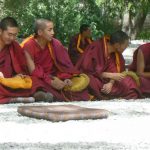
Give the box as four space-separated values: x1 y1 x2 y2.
77 34 92 53
122 71 140 86
103 36 121 73
20 35 33 48
0 76 32 89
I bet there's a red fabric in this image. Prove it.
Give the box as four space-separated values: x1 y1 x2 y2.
9 41 28 74
0 42 40 104
129 43 150 96
68 33 92 65
23 37 89 101
129 43 150 72
76 37 141 99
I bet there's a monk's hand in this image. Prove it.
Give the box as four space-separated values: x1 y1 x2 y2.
110 73 125 81
51 77 66 90
0 72 4 78
15 74 28 78
64 79 72 86
101 82 113 94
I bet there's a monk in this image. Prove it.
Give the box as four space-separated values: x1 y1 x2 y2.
129 43 150 97
76 30 142 100
22 19 90 102
68 24 92 65
0 17 42 104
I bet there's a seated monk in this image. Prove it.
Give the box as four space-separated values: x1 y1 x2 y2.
76 30 142 100
68 24 92 65
129 43 150 97
0 17 46 104
21 19 90 102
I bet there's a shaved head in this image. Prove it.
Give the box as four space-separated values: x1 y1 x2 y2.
0 17 18 31
33 18 54 41
34 19 52 35
0 17 19 45
110 30 129 45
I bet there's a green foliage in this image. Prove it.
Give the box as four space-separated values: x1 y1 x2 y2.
0 0 149 45
1 0 118 45
137 29 150 40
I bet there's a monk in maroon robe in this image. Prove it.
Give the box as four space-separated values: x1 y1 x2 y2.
76 31 141 100
22 19 90 102
129 43 150 97
68 24 92 65
0 17 41 104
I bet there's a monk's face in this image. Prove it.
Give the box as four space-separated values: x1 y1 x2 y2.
115 40 129 54
0 27 18 45
41 22 54 42
83 28 92 38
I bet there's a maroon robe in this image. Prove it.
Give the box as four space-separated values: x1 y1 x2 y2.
68 33 92 65
23 37 90 101
129 43 150 96
0 41 41 104
76 37 141 100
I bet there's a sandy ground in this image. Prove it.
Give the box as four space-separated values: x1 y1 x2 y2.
1 99 150 150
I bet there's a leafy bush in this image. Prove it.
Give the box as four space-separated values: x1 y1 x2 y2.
137 29 150 40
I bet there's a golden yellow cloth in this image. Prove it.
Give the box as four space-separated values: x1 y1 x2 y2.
0 76 32 89
64 73 90 92
122 71 140 86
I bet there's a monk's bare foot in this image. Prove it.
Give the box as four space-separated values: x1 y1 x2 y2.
33 91 53 102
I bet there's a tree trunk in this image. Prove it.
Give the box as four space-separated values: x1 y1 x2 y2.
122 8 132 37
122 8 148 39
130 10 147 39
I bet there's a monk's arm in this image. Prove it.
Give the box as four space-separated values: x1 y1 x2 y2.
24 50 52 84
100 72 125 81
109 79 115 84
24 50 35 73
24 50 65 89
137 49 150 77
